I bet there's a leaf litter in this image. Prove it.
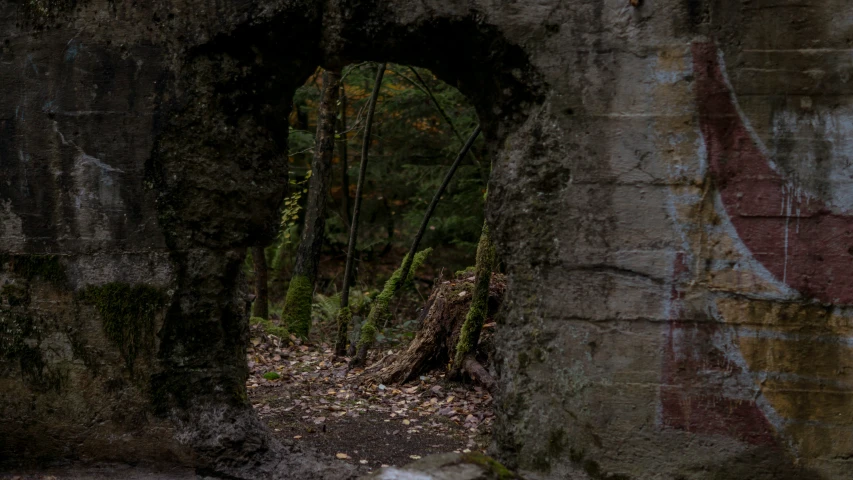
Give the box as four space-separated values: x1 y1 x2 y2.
246 323 494 471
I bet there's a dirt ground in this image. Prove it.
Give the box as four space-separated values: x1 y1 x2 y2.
247 325 495 472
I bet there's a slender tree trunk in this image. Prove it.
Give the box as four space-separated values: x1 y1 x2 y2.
251 246 269 319
335 63 386 356
282 69 342 338
451 222 495 374
339 85 350 230
351 125 482 367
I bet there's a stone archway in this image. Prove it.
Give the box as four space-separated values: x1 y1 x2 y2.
146 7 546 476
0 2 546 477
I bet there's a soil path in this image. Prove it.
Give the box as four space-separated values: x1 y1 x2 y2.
247 325 494 471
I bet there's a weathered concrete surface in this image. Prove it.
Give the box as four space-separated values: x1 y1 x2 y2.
2 0 853 479
360 453 520 480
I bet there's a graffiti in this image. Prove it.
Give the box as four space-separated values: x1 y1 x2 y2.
660 252 778 446
692 42 853 305
660 42 853 459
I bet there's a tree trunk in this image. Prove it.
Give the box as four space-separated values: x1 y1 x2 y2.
339 85 350 231
451 222 495 373
351 125 482 367
282 69 341 338
366 272 505 387
251 246 269 319
335 63 386 356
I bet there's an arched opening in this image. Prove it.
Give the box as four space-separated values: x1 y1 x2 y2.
147 8 546 477
243 61 493 469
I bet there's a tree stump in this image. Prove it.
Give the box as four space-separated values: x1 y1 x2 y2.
365 272 506 387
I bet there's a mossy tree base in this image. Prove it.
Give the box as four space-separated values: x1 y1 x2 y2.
282 274 313 339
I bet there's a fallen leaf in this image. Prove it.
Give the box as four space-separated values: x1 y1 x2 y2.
336 453 350 459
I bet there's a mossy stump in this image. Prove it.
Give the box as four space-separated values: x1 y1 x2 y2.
366 271 505 385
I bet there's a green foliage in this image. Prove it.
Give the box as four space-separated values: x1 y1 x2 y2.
313 292 342 325
263 371 281 381
282 275 314 338
259 64 487 346
78 283 166 372
287 127 315 156
250 316 288 338
280 170 312 245
290 63 485 264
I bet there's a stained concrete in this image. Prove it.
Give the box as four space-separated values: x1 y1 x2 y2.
2 1 853 479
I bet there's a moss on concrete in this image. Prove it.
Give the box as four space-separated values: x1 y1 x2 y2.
21 0 76 23
0 310 67 393
1 283 30 307
78 283 166 373
460 452 519 479
282 274 313 338
0 254 66 286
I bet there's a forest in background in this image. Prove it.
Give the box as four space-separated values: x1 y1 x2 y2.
246 62 488 349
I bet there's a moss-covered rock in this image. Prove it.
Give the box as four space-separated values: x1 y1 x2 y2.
78 283 166 373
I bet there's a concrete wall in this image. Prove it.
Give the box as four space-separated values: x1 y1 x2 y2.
2 0 852 478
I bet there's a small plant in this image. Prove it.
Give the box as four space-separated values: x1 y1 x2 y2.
263 371 281 381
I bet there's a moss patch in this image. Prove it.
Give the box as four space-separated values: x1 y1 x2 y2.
250 316 288 338
453 223 495 370
282 274 313 338
460 452 519 479
0 311 65 393
78 283 166 373
263 371 280 381
21 0 77 23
